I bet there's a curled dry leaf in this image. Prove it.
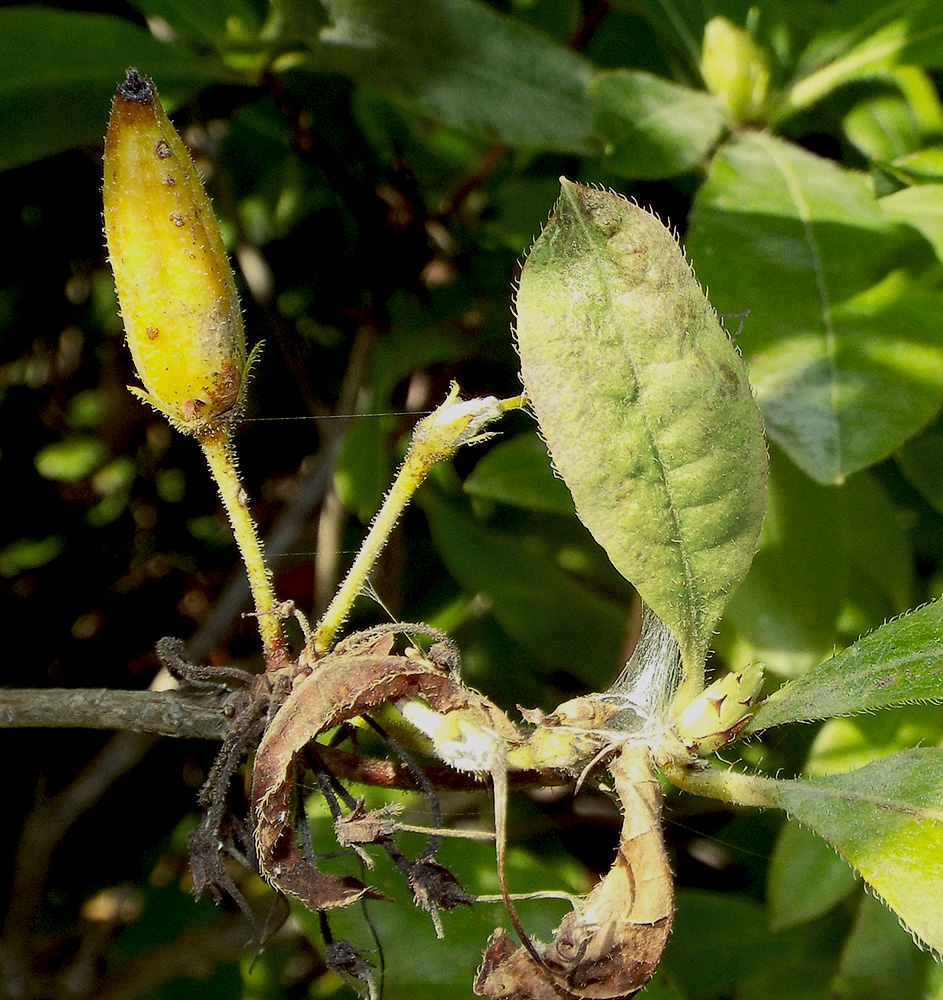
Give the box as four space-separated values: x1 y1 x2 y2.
475 741 672 999
251 646 519 912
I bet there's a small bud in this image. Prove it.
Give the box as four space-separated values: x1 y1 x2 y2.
675 663 764 755
103 68 246 436
701 17 770 124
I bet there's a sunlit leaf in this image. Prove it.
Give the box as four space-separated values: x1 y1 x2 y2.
746 600 943 733
768 749 943 955
589 69 725 178
688 131 943 484
35 438 108 482
515 179 767 693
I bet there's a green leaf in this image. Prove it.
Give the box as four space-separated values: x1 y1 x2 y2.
722 445 845 674
767 748 943 955
746 600 943 733
463 433 575 516
842 470 913 615
896 425 943 514
420 489 629 690
881 182 943 267
294 787 587 1000
687 131 943 484
768 820 859 931
664 889 837 1000
34 437 108 482
829 893 927 1000
335 415 394 523
843 89 926 163
589 69 726 179
126 0 264 47
790 0 943 115
514 179 767 693
806 705 943 778
277 0 597 154
0 536 65 578
0 8 222 171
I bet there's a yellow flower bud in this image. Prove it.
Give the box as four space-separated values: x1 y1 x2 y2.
674 662 764 755
103 68 246 436
701 17 770 124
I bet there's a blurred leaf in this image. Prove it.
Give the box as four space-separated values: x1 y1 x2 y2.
746 600 943 733
844 90 926 163
789 0 943 115
127 0 265 46
723 446 844 674
768 820 859 930
589 69 725 178
463 433 575 516
0 536 65 577
829 893 926 1000
421 489 629 689
0 7 223 171
886 145 943 183
896 425 943 513
278 0 598 153
688 130 943 484
334 415 392 523
881 182 943 266
768 748 943 954
664 889 837 1000
35 437 108 482
842 470 913 614
515 180 767 688
224 98 334 244
806 705 943 778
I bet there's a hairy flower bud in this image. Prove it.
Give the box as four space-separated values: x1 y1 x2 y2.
103 67 246 435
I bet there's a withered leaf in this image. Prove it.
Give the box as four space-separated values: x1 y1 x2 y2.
475 742 673 999
252 648 518 912
334 799 403 848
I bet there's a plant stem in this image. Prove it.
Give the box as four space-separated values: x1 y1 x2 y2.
658 752 779 809
198 427 287 667
310 433 441 655
311 389 524 655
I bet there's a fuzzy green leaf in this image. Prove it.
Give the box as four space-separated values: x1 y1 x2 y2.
687 131 943 484
746 600 943 733
768 748 943 955
515 179 767 691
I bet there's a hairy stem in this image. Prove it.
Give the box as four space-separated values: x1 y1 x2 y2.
198 427 287 667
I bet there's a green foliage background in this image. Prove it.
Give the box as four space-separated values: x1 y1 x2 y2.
2 1 943 998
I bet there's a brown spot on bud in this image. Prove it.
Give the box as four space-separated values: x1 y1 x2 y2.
155 140 172 159
183 399 206 420
146 327 159 340
207 360 241 413
169 212 185 227
165 175 175 187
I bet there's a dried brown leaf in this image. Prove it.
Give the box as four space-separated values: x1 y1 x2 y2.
252 648 518 911
475 743 673 999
